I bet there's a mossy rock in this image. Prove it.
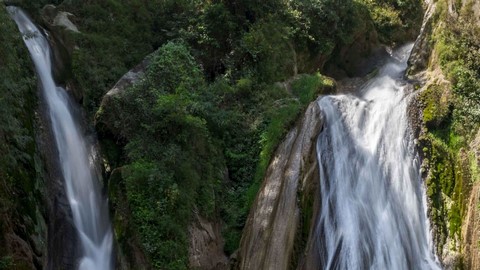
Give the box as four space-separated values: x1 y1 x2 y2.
421 83 452 128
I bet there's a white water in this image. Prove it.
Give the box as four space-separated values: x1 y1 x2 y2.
316 44 441 269
8 7 113 270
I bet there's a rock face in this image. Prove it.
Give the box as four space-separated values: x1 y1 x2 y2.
407 0 436 75
96 56 150 139
407 1 480 268
40 4 81 101
462 130 480 270
37 112 79 270
189 213 229 270
238 101 323 270
52 11 79 33
95 58 154 270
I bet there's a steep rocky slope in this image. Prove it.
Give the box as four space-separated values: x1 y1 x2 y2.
0 5 48 270
408 0 480 268
462 130 480 270
5 0 461 269
238 102 323 270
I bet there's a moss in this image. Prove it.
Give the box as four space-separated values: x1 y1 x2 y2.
448 152 469 242
420 0 480 256
99 137 123 170
422 132 473 244
108 168 150 269
0 5 48 266
421 133 453 253
0 257 13 270
420 84 452 128
291 73 334 104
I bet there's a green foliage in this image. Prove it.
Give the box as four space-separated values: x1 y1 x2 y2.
420 0 480 255
100 38 334 265
58 0 392 117
16 0 63 12
433 2 480 139
420 84 452 129
0 6 47 266
0 8 35 172
63 0 201 115
0 257 13 270
359 0 423 44
123 161 189 269
289 0 358 47
105 42 224 267
241 19 295 83
291 73 333 104
450 67 480 134
59 0 419 267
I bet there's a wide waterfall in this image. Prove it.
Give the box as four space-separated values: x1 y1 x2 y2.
8 7 113 270
316 44 441 269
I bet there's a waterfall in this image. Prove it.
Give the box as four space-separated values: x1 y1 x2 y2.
8 7 113 270
316 44 441 269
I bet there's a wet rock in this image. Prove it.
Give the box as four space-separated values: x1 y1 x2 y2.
35 98 79 270
238 101 323 270
407 0 437 76
40 5 80 101
188 212 229 270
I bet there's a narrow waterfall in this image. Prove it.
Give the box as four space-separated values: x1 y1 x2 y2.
316 44 440 269
8 7 113 270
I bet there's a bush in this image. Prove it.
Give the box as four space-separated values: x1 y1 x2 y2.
359 0 423 43
106 42 224 267
0 6 47 267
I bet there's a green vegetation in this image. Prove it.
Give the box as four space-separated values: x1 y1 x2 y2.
49 0 417 116
0 5 46 268
98 42 335 266
359 0 423 44
252 74 334 204
100 42 223 268
433 0 480 137
0 256 13 270
62 0 421 268
419 0 480 257
3 0 424 268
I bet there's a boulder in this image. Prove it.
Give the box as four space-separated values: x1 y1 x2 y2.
40 5 81 101
95 56 150 139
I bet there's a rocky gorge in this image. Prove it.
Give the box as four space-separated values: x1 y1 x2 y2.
1 0 479 269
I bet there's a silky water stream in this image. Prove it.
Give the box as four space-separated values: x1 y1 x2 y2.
315 44 441 270
8 7 113 270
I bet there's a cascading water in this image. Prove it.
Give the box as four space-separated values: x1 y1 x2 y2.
316 44 441 269
8 7 113 270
